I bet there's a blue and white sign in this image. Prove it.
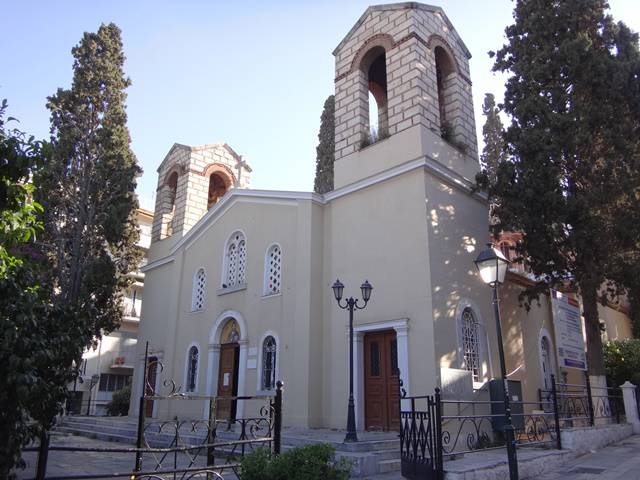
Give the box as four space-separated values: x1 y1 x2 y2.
550 289 587 371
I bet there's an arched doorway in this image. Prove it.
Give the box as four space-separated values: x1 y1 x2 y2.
216 319 241 420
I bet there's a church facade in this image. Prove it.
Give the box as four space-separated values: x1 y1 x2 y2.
130 3 633 430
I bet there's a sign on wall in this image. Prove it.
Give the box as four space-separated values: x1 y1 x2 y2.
550 289 587 370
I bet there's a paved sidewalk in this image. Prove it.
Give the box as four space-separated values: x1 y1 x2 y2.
15 432 238 479
365 435 640 480
533 434 640 480
14 432 640 479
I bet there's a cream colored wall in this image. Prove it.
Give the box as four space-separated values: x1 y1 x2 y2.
129 259 180 416
426 171 493 385
334 125 479 191
599 305 633 342
323 168 435 429
134 198 323 426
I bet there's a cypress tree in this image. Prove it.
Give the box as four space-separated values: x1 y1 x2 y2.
313 95 335 194
487 0 640 374
38 23 141 342
479 93 506 187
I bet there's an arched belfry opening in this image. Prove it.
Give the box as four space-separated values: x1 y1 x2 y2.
360 46 388 143
434 46 456 133
207 172 229 209
165 171 179 236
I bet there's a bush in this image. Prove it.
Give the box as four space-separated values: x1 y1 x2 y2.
240 443 351 480
106 384 131 416
603 339 640 387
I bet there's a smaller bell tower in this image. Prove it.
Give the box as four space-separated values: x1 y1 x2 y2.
332 3 478 184
151 143 251 242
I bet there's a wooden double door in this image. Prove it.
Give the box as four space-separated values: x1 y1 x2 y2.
364 330 400 431
216 343 239 420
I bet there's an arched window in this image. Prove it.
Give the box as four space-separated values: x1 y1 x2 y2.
264 244 282 295
434 46 456 133
223 232 246 288
540 335 555 391
461 308 481 383
360 46 388 143
192 268 206 311
261 335 277 390
186 345 199 392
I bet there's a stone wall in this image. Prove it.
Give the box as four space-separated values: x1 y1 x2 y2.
333 4 478 163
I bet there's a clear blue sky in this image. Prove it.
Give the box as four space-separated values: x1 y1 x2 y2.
3 1 639 211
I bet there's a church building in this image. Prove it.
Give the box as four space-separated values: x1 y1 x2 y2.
130 3 633 431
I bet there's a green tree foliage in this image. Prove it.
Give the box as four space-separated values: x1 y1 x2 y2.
479 0 640 374
603 339 640 387
241 444 351 480
0 101 81 477
313 95 335 194
479 93 506 187
37 23 141 341
106 384 131 416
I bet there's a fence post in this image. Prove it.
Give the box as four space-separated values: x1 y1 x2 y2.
273 381 283 455
134 342 149 474
551 375 562 450
585 371 595 426
620 381 640 433
434 388 444 480
35 429 50 480
207 397 217 466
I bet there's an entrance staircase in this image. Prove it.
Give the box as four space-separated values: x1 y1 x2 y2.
55 415 401 477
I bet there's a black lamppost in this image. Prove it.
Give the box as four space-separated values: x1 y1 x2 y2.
332 278 373 443
474 243 518 480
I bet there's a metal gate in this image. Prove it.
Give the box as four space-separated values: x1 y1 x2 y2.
398 381 443 480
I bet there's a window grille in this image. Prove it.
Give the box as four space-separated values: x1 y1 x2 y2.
262 336 277 390
224 232 246 287
192 268 206 311
186 345 198 392
461 308 481 383
237 240 246 284
265 245 282 295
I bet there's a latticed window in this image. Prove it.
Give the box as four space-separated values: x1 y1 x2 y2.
461 308 481 383
186 346 198 392
192 268 206 311
224 232 246 287
264 245 282 295
262 336 277 390
237 239 246 284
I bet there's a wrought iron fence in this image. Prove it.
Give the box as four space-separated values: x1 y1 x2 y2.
538 372 625 428
399 372 631 480
440 396 560 457
22 342 283 480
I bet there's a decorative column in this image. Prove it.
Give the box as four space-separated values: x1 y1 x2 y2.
237 340 249 419
620 381 640 434
203 344 221 419
353 331 364 430
394 324 410 412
